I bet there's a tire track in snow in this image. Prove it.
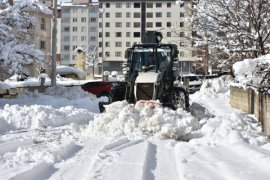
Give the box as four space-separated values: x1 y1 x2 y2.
89 137 143 180
142 142 157 180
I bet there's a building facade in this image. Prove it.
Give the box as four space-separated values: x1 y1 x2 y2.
60 1 99 68
98 0 198 74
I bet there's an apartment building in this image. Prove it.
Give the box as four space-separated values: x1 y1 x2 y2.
60 0 99 73
98 0 198 74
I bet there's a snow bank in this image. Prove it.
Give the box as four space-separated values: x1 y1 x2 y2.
200 75 231 94
233 54 270 87
0 104 94 131
0 86 98 134
86 101 200 140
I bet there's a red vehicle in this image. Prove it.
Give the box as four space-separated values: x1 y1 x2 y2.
81 81 112 98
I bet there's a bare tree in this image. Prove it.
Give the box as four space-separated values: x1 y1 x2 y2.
193 0 270 60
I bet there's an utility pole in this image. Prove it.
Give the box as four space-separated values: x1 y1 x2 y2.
51 0 57 86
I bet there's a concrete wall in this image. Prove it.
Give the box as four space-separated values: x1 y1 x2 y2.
230 86 270 137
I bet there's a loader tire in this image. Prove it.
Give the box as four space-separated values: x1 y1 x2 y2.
166 88 189 110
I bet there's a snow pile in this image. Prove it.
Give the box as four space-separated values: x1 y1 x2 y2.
200 75 231 94
233 54 270 87
0 86 100 134
0 104 93 131
86 101 200 140
44 85 94 100
197 113 268 146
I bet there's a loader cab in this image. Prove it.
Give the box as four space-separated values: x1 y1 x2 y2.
124 44 177 79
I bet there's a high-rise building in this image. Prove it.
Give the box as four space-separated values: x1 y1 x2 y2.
98 0 198 74
60 0 99 70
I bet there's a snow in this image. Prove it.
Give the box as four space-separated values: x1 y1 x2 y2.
0 74 270 180
233 54 270 88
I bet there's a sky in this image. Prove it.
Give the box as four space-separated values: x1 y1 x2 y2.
0 54 270 179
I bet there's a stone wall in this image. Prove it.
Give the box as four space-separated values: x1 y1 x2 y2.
230 86 270 137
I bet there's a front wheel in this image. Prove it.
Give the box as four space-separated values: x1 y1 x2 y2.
163 88 189 110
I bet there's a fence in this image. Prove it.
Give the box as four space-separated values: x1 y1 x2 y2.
230 86 270 137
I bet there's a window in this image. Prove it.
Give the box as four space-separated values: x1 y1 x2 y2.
126 12 131 18
180 51 184 57
72 46 77 50
115 22 122 27
106 3 110 8
99 32 102 37
134 2 140 8
72 36 77 41
64 46 70 51
156 22 162 27
180 32 185 37
156 3 162 8
99 3 102 8
126 32 131 37
180 42 184 47
147 3 153 8
81 17 86 22
167 22 171 27
105 42 110 47
180 2 185 7
146 22 153 27
116 2 122 8
115 32 122 37
134 12 140 18
126 2 131 8
64 27 70 32
126 22 131 27
40 18 46 30
167 32 171 37
180 12 185 17
126 42 131 47
167 12 171 17
81 26 86 32
72 8 77 13
63 36 69 41
156 12 162 17
105 32 110 37
115 12 122 18
105 52 110 57
115 51 121 57
90 36 96 41
134 32 140 37
90 18 96 22
72 27 77 32
99 22 102 28
81 36 86 41
72 17 77 22
167 3 171 7
146 13 153 18
115 42 122 47
134 22 140 28
63 8 70 13
105 13 110 18
192 31 197 37
180 22 184 27
90 27 97 32
105 22 110 27
40 41 46 49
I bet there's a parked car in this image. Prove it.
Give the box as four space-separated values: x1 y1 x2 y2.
178 74 203 94
81 81 112 98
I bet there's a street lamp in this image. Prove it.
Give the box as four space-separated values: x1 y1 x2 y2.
51 0 57 86
100 8 105 76
90 4 104 76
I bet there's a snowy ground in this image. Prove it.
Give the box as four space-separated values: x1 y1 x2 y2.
0 76 270 180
